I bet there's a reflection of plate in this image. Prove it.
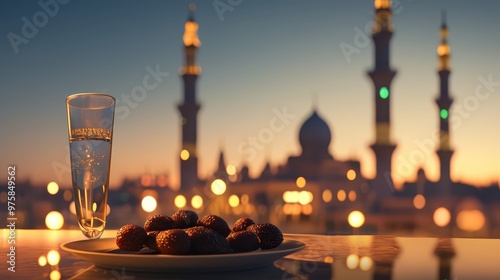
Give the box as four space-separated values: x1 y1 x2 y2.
61 237 305 272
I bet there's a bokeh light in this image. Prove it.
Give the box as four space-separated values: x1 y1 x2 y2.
322 189 332 203
324 256 334 264
211 179 226 195
346 254 359 269
226 164 237 176
38 255 47 266
302 204 313 215
228 195 240 208
433 207 451 227
47 250 60 265
47 182 59 195
174 195 187 208
348 190 356 202
337 190 346 202
180 149 190 160
69 201 76 215
141 196 157 213
45 211 64 230
457 210 485 232
296 176 306 188
50 270 61 280
413 194 426 209
359 256 373 271
298 191 313 205
348 210 365 228
346 169 356 181
191 195 203 209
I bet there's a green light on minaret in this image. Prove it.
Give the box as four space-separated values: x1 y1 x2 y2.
379 87 389 99
440 109 449 119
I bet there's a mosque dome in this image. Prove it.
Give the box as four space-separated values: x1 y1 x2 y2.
298 110 332 160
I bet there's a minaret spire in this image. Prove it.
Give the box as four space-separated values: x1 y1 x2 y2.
178 4 202 190
369 0 397 196
436 11 454 194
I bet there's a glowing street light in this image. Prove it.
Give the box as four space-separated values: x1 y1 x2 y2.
348 210 365 228
433 207 451 227
211 179 226 195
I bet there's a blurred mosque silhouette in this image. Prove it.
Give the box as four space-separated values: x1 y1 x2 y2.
2 0 499 236
169 0 500 236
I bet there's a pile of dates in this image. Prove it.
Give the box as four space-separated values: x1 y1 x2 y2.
116 210 283 254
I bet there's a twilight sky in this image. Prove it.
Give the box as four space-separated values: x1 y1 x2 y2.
1 0 499 189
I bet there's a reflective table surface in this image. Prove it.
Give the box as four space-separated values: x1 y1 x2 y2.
1 229 499 279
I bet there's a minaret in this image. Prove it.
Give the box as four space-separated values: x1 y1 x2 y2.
435 12 454 194
178 4 201 190
369 0 397 196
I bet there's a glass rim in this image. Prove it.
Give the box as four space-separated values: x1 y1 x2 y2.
66 93 115 110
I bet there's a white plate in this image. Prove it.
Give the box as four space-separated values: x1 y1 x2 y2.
61 237 305 272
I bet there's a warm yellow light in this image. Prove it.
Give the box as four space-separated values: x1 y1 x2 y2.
296 176 306 188
241 194 249 204
298 191 313 205
359 256 373 271
174 195 187 208
433 207 451 227
106 204 111 216
47 250 60 266
69 201 76 215
348 210 365 228
180 149 190 161
191 195 203 209
346 254 359 269
141 196 157 213
337 190 346 202
228 195 240 208
346 169 356 181
292 204 302 216
47 182 59 195
45 211 64 230
92 202 97 212
374 0 391 9
437 44 450 56
211 179 226 195
324 256 334 264
283 203 293 215
457 210 485 232
226 164 237 176
38 255 47 266
183 21 201 47
50 270 61 280
63 190 72 201
348 190 357 202
322 189 332 203
302 204 313 215
413 194 426 209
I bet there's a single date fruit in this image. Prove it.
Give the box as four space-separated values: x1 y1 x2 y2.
197 215 231 237
144 214 175 232
185 226 232 254
227 231 260 252
247 223 283 249
172 210 198 229
156 229 191 255
116 224 147 251
232 217 255 232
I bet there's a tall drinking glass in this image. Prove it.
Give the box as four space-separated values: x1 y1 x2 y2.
66 93 115 239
